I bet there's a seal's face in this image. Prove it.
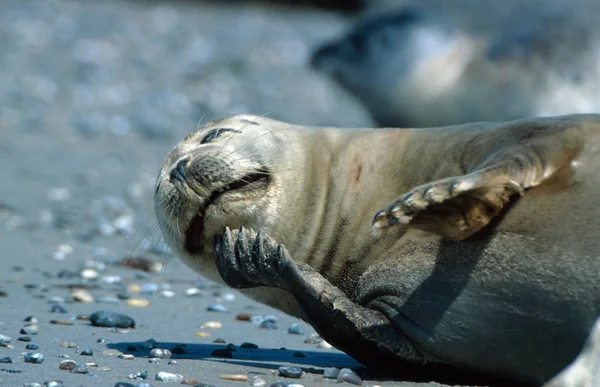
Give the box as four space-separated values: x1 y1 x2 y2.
154 115 287 275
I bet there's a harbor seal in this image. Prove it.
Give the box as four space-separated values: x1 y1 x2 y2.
154 114 600 385
311 4 600 127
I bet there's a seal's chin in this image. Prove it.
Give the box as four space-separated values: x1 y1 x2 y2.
182 169 272 256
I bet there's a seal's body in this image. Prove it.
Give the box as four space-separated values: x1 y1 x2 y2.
155 114 600 385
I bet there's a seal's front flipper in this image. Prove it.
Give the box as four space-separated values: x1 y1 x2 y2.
213 227 423 369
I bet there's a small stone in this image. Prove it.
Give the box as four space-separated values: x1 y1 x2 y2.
184 287 204 297
323 367 340 378
0 334 11 344
43 382 64 387
71 364 89 374
155 371 184 382
80 268 100 280
24 316 39 323
206 304 229 312
18 336 32 342
278 366 302 379
167 360 177 365
24 352 44 364
114 383 135 387
303 337 322 344
71 288 94 303
142 338 158 349
194 331 210 338
50 320 74 326
76 314 90 321
80 348 93 356
235 313 253 321
259 320 278 330
23 383 42 387
148 358 160 364
128 370 148 380
90 310 136 328
317 340 333 349
21 325 39 335
221 293 236 301
181 379 198 385
211 348 233 358
26 343 40 350
219 374 248 381
59 359 77 370
140 283 159 294
293 351 306 358
0 357 12 363
337 368 363 385
161 290 175 298
149 348 172 359
240 342 258 349
252 377 267 387
288 324 304 335
127 298 150 307
201 321 222 329
119 354 135 360
212 338 226 344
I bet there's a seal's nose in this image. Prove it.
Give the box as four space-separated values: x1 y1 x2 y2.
169 156 189 183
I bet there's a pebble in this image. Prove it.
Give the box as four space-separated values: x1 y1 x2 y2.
293 351 306 358
18 336 32 342
0 334 12 344
101 275 123 284
317 340 333 349
194 331 210 338
128 370 148 380
287 324 304 335
44 382 64 387
71 364 89 374
24 316 39 323
212 338 226 344
185 287 204 297
96 296 120 304
90 310 136 328
149 348 172 359
240 342 258 349
149 358 160 364
127 298 150 307
26 343 40 350
337 368 363 385
201 321 222 329
114 383 135 387
21 325 39 335
71 288 94 303
141 283 159 294
235 313 253 321
50 304 69 313
160 290 175 298
50 319 74 326
155 371 184 382
80 268 100 279
278 366 302 379
259 320 278 330
206 304 229 312
119 354 135 360
0 357 13 363
24 352 45 364
219 374 248 382
80 348 93 356
59 359 77 370
253 377 267 387
23 383 42 387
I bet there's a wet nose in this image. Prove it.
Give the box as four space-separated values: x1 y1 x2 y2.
169 156 189 183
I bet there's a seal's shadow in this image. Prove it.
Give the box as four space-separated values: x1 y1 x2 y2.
107 341 361 372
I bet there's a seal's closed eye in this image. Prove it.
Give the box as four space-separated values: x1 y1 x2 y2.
201 128 241 144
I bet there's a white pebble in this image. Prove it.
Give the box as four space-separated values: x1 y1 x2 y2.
155 371 184 383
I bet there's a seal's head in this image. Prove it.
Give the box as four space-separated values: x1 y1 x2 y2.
154 114 314 281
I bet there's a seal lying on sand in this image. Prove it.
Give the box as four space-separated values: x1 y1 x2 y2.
311 5 600 127
155 114 600 385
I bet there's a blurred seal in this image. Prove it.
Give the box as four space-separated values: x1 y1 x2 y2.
312 4 600 127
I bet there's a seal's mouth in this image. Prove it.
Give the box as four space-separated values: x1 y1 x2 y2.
184 170 271 255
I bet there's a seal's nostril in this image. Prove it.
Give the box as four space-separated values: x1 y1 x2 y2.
169 156 189 183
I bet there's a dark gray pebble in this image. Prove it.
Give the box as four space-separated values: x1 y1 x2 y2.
18 336 32 342
269 383 287 387
287 324 304 335
323 367 340 378
337 368 363 385
240 342 258 349
117 292 132 300
193 384 216 387
80 348 93 356
206 304 229 312
71 364 89 374
26 343 40 350
210 348 233 358
0 290 7 297
212 338 226 344
114 384 135 387
24 316 39 323
50 304 69 313
0 357 13 363
278 366 303 379
1 368 23 373
24 352 45 364
259 320 278 330
90 310 135 328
